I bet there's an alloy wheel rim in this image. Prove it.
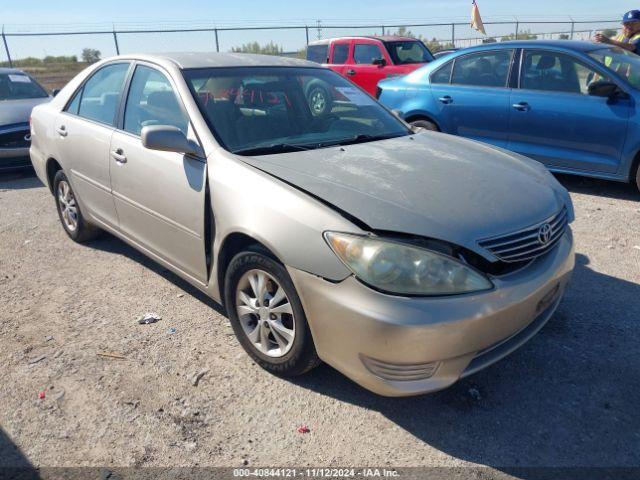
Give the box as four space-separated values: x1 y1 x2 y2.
57 180 78 232
235 269 296 358
310 90 326 115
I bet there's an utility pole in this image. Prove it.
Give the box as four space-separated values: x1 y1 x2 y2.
1 25 12 67
112 24 120 55
316 20 322 40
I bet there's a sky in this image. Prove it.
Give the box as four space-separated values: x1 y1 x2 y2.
1 0 637 60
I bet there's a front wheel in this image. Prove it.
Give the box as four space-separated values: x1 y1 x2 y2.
410 119 439 132
224 250 321 376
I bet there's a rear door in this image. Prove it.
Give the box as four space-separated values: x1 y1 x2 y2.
109 63 209 284
349 40 392 95
508 49 630 173
429 49 515 148
54 62 131 227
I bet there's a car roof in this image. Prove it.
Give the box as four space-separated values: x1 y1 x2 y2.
0 67 26 74
462 40 606 53
111 52 320 70
308 35 417 46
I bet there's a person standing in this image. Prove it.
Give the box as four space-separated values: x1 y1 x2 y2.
594 10 640 54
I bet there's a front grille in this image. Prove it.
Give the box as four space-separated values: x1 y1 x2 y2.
478 207 568 263
361 355 440 382
0 124 31 149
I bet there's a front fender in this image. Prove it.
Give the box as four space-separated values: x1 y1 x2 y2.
206 153 359 300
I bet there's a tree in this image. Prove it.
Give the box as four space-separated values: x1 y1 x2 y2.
424 37 454 53
558 34 570 40
391 26 417 39
231 41 283 56
81 48 101 64
501 30 538 41
482 37 498 44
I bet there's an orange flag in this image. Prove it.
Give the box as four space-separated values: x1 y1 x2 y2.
471 0 487 35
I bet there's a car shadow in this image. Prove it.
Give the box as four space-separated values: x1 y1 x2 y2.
0 428 41 479
0 169 43 191
86 233 226 316
555 173 639 201
291 253 640 475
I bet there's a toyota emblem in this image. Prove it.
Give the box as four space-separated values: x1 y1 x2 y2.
538 223 552 245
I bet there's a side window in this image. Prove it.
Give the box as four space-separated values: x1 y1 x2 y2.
124 65 188 136
431 61 453 84
521 51 607 95
354 44 384 65
306 45 329 64
65 90 82 115
451 50 513 88
332 44 349 65
77 63 130 125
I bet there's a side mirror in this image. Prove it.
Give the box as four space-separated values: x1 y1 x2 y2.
372 58 387 67
52 89 61 97
588 81 626 99
141 125 202 156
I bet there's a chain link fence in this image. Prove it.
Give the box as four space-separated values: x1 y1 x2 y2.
0 18 620 89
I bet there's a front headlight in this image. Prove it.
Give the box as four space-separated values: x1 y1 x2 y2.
324 232 493 296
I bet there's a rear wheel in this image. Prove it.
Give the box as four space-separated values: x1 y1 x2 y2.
53 170 100 243
307 85 331 117
224 249 321 376
409 119 439 132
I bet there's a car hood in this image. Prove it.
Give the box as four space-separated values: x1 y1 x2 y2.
0 97 50 127
241 133 569 260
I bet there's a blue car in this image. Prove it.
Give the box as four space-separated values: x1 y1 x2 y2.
377 40 640 192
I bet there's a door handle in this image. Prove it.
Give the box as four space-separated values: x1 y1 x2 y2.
438 95 453 104
346 69 356 76
110 148 127 164
56 125 67 137
512 102 531 112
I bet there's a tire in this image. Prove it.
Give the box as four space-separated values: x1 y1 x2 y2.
224 249 321 377
307 85 331 117
53 170 100 243
410 119 439 132
635 162 640 193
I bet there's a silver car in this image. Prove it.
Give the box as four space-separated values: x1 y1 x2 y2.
1 68 50 171
30 53 575 396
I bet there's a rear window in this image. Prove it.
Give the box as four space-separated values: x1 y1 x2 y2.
0 73 48 100
307 45 329 64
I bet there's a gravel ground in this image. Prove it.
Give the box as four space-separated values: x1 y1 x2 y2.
0 169 639 475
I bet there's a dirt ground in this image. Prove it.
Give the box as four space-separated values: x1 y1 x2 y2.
0 169 639 475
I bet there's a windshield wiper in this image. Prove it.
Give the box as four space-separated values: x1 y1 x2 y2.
233 143 315 156
320 133 406 148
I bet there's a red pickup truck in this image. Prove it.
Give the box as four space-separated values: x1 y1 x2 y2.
306 35 435 96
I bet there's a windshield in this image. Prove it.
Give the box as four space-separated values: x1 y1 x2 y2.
385 41 434 65
0 73 48 101
184 67 410 155
589 47 640 89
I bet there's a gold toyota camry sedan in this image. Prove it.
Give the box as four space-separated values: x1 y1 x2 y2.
29 53 575 396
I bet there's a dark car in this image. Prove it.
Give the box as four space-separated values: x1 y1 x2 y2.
0 68 50 171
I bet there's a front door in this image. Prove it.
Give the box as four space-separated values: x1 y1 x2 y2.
508 49 631 173
429 49 514 148
109 63 209 284
349 40 391 95
54 62 131 227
